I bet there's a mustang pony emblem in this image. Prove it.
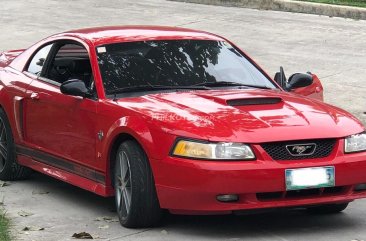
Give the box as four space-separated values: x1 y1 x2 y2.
286 143 317 156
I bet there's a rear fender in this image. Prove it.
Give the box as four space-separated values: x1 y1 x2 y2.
0 49 25 68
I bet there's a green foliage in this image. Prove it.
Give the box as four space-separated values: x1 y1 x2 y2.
297 0 366 8
0 211 11 241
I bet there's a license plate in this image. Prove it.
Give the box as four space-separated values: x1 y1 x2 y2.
285 166 335 191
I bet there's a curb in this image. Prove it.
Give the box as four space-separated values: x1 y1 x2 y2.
169 0 366 20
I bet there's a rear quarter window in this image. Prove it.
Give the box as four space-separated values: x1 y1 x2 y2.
27 44 53 75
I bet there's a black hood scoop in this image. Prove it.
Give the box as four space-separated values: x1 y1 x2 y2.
227 97 282 106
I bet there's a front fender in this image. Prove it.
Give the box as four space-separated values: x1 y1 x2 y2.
103 115 153 159
101 115 174 163
100 115 175 189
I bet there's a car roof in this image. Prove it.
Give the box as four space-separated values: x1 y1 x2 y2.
58 25 225 46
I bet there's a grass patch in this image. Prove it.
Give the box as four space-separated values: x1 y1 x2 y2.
296 0 366 8
0 210 11 241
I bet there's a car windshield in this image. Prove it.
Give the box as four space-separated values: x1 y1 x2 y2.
96 40 277 97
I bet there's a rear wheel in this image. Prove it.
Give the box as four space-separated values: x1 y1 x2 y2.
114 140 162 228
306 202 349 214
0 109 32 181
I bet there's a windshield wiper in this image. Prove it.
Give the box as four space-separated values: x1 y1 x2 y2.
108 85 210 95
192 81 272 89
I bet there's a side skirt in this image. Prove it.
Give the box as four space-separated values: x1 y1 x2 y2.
16 145 114 197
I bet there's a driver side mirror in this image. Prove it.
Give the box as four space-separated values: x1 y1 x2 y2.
60 79 91 98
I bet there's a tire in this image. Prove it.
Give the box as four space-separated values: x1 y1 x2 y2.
114 140 162 228
0 108 32 181
306 202 349 214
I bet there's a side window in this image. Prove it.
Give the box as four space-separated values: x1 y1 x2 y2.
27 44 53 75
47 44 92 87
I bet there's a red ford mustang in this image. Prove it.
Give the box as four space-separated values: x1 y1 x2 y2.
0 26 366 228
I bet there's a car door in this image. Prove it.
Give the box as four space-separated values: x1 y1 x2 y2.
22 41 98 171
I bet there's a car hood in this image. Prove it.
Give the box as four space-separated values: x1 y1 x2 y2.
116 89 364 143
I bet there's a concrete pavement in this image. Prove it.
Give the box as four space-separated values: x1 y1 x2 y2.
3 173 366 241
1 0 366 240
170 0 366 20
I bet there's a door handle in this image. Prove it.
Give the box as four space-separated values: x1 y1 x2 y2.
30 92 39 100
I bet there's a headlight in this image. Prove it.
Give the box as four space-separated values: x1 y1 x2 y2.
345 132 366 153
172 139 255 160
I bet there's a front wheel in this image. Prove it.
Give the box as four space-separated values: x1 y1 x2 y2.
306 202 349 214
114 140 162 228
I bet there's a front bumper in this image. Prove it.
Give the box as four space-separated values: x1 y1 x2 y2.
152 141 366 214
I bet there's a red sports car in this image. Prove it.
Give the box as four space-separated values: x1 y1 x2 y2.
0 26 365 228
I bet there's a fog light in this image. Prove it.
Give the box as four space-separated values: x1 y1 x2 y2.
354 184 366 191
216 194 239 202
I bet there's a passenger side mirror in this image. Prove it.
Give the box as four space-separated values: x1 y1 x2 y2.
287 73 313 90
274 67 313 91
60 79 91 98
